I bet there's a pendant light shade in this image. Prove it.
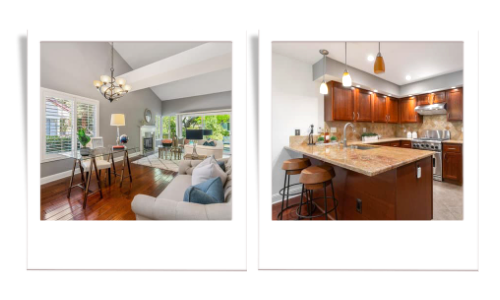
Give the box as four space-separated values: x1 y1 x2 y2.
319 49 329 94
342 70 352 87
374 42 385 74
342 42 352 87
320 82 328 94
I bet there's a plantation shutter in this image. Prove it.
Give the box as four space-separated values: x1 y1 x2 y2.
45 96 73 154
76 102 96 149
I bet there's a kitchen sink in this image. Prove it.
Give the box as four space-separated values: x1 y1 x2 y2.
349 145 378 150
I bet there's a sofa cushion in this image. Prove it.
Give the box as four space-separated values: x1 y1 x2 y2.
192 162 227 186
203 141 216 146
183 177 224 204
217 161 226 172
158 175 192 202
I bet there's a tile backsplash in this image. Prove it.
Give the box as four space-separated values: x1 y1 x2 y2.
325 115 463 142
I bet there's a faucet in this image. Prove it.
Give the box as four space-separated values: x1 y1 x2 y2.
343 122 355 147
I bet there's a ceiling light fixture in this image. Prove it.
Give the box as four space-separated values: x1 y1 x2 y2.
406 75 412 80
319 49 329 95
342 42 352 87
374 42 385 74
356 85 361 88
409 94 413 96
367 55 375 62
451 86 456 88
388 94 392 96
374 90 378 92
93 42 132 103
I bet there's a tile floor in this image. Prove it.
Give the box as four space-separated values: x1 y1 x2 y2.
433 181 463 220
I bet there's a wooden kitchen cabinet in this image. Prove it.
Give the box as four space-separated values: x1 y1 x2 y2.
355 88 373 122
401 140 412 148
446 88 463 121
399 97 422 123
443 143 462 185
324 81 355 121
431 91 446 104
416 94 431 106
386 97 399 123
373 93 387 123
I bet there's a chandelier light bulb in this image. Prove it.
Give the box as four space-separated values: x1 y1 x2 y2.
116 78 126 86
100 75 111 84
123 85 132 92
100 85 109 94
114 87 123 95
93 80 103 88
320 82 328 94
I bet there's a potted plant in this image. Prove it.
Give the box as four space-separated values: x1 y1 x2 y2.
317 136 324 144
78 128 91 156
361 132 379 142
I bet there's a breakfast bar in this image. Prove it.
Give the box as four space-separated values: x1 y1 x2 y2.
284 143 435 220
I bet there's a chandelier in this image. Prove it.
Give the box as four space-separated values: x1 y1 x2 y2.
93 42 131 103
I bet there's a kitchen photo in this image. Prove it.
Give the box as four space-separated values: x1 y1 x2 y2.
272 41 463 221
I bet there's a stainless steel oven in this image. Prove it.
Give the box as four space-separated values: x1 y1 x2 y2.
432 151 442 181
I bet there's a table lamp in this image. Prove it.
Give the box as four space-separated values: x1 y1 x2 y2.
110 114 125 148
186 129 203 158
202 129 213 140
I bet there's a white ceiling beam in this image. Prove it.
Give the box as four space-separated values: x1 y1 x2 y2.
117 42 231 91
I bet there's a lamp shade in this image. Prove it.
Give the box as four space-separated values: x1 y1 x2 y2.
374 53 385 74
110 114 125 126
186 129 203 140
202 129 213 136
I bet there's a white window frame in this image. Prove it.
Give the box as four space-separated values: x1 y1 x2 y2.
41 88 100 163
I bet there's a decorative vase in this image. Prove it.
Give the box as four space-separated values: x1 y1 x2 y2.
80 147 91 156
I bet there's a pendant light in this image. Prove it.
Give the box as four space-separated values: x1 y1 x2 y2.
342 42 352 87
374 42 386 74
319 49 329 94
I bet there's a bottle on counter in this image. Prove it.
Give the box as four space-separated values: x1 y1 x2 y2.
325 130 330 143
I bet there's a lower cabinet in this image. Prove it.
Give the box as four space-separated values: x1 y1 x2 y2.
443 143 463 185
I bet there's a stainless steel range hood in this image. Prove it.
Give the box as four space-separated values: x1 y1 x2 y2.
414 103 447 115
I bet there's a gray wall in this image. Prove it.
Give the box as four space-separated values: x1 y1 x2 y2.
161 91 231 115
399 71 463 96
41 42 162 178
313 57 400 96
313 57 463 97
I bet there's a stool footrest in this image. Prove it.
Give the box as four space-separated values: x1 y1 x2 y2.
278 182 303 197
296 196 339 219
277 202 317 220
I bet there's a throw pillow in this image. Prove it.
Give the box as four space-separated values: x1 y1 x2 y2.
192 161 227 186
217 161 226 172
183 177 224 204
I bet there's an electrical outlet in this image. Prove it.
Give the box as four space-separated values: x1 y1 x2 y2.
363 128 366 133
331 127 337 133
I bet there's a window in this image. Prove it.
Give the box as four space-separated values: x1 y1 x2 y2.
162 116 177 139
41 88 99 162
179 110 231 154
155 115 161 140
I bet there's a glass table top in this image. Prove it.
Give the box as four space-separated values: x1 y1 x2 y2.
42 145 139 163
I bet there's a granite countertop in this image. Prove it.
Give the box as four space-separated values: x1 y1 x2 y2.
285 144 435 177
349 137 412 145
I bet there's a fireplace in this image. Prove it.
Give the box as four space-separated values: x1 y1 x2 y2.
140 125 156 155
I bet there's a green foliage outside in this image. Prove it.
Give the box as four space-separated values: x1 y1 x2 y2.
46 136 72 153
203 115 230 141
162 116 177 139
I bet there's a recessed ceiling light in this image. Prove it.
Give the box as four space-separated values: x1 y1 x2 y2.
406 75 411 80
451 86 456 88
351 87 355 90
367 55 375 62
374 90 378 92
369 92 373 94
356 85 360 87
409 94 413 96
388 94 392 96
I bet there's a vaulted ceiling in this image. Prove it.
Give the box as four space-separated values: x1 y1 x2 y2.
113 42 231 101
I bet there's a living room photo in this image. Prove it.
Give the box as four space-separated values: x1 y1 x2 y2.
40 41 233 221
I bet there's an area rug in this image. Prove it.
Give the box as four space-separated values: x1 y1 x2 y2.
132 153 183 172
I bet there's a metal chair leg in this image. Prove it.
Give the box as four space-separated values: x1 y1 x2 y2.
297 185 305 220
323 183 328 220
330 182 338 220
280 171 288 220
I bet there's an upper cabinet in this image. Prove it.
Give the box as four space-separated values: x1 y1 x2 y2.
416 94 431 106
446 88 463 121
324 81 355 122
431 91 446 104
355 88 373 122
399 97 422 123
386 97 399 123
373 93 387 123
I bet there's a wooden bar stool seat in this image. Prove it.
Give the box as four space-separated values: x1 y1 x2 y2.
297 165 339 220
277 158 312 220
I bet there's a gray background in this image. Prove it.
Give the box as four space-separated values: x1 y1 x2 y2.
162 91 231 116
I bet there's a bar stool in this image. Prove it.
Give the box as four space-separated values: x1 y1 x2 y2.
277 158 312 220
297 165 339 220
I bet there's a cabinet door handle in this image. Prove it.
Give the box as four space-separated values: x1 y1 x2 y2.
357 112 360 120
448 147 456 150
353 112 355 120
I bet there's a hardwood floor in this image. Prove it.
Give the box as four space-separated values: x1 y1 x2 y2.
40 156 177 220
272 193 337 221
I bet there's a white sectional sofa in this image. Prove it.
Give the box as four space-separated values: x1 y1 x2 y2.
131 157 232 220
184 140 224 159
